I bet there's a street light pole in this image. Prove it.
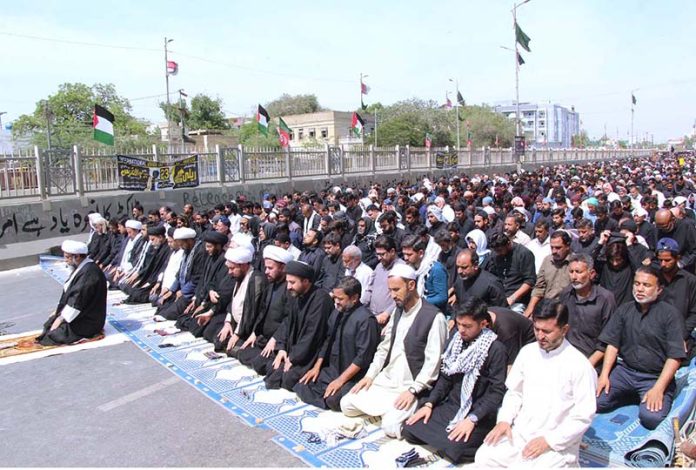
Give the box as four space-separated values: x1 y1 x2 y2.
164 37 174 154
513 0 531 138
449 78 461 150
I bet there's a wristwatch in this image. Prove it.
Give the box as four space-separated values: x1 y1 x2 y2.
468 414 479 424
408 386 418 395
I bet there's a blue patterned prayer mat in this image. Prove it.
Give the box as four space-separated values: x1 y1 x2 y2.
580 361 696 467
39 256 696 467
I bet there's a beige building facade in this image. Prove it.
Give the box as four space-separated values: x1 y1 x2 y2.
282 111 374 147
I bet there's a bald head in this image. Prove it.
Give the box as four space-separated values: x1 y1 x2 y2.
655 209 673 226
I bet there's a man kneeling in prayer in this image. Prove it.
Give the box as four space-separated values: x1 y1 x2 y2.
36 240 107 346
402 296 507 464
294 276 380 411
474 299 597 467
340 263 448 438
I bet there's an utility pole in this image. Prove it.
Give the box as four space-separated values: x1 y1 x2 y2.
178 89 187 153
449 78 461 150
44 102 52 151
374 110 378 147
164 37 174 154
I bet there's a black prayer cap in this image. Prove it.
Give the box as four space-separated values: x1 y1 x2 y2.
203 231 228 245
285 260 314 281
147 225 166 236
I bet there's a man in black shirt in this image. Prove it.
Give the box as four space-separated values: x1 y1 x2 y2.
596 266 687 430
655 209 696 272
293 277 379 411
450 249 507 309
316 232 344 292
559 253 616 367
482 233 536 313
655 238 696 360
486 306 535 369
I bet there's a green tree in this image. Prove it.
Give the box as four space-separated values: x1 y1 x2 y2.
571 130 590 148
361 98 513 148
264 93 324 117
188 94 229 130
13 82 150 149
239 121 281 148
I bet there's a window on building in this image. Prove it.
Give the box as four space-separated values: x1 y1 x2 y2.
539 120 545 127
538 111 545 118
298 128 304 140
321 128 328 138
309 128 316 138
289 130 295 140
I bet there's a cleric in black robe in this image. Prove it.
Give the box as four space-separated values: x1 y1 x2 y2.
174 231 228 329
37 240 107 346
293 276 379 411
122 225 171 304
204 246 266 353
239 246 294 369
402 297 507 464
262 260 334 391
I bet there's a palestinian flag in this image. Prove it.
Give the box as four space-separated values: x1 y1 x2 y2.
425 132 432 149
456 91 465 106
257 104 270 135
93 104 114 146
278 117 291 148
351 112 364 138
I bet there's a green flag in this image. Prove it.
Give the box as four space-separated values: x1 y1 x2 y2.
632 94 637 106
517 52 525 66
515 22 531 52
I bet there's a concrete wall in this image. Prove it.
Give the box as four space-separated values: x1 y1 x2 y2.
0 163 531 246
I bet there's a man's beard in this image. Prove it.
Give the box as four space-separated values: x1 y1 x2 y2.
571 280 590 290
633 289 659 305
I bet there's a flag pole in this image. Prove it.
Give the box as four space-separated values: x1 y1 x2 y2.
513 5 520 138
164 37 173 156
449 78 461 150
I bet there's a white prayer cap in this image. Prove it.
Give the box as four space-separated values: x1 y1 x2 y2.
607 193 621 203
411 192 424 203
632 207 648 218
125 220 142 230
674 196 687 206
61 240 88 255
482 206 496 215
225 247 253 264
388 263 417 281
231 232 255 253
263 245 293 265
173 227 197 240
88 213 103 223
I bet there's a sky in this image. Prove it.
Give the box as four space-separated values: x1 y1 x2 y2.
1 0 695 143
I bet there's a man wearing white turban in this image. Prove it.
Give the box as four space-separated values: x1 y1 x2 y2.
36 240 107 346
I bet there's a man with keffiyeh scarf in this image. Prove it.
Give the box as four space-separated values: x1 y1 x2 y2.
402 297 506 464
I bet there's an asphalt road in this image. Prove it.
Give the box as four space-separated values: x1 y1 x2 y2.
0 266 305 467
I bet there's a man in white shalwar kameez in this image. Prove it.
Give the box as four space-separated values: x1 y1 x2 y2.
340 264 448 438
475 299 597 468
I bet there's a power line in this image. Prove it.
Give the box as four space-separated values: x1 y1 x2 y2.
0 31 160 52
168 50 354 83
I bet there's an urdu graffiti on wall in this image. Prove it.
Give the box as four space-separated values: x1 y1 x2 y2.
0 195 139 242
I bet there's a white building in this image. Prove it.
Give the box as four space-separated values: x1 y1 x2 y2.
494 102 580 149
